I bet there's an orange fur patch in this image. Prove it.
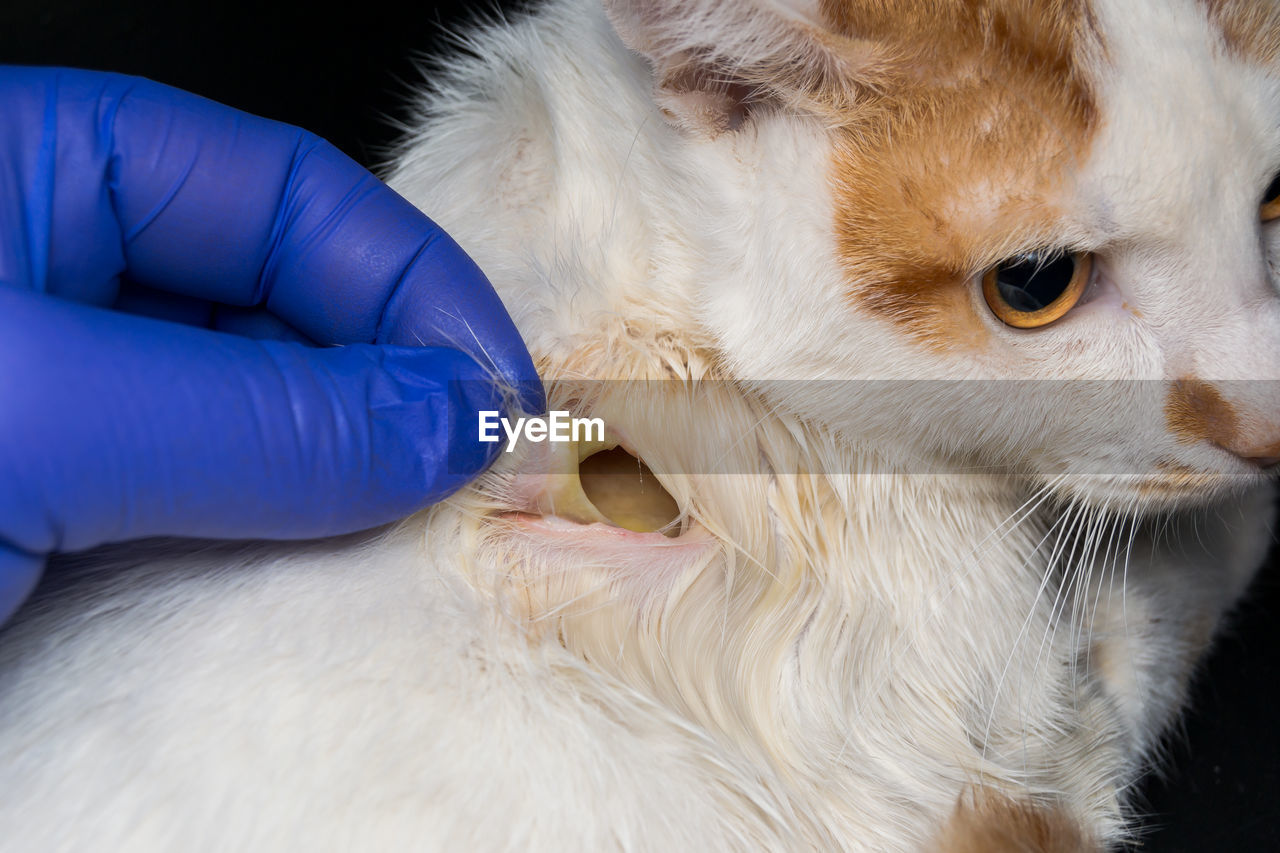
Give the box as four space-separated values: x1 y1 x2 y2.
1165 377 1241 448
1200 0 1280 64
818 1 1101 348
935 789 1097 852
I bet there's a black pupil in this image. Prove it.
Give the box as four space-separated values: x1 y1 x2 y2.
996 254 1076 313
1266 173 1280 204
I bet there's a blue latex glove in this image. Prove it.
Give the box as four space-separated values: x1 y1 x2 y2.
0 66 544 626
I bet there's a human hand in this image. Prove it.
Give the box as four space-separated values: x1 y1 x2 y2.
0 66 543 626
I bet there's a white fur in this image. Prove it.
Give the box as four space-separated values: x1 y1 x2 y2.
1 0 1276 849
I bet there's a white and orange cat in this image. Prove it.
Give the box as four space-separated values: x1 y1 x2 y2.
2 0 1278 849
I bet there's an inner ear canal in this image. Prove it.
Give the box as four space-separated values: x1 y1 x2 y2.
578 446 682 537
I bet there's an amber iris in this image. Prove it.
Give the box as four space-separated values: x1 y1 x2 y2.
1262 173 1280 222
982 250 1092 329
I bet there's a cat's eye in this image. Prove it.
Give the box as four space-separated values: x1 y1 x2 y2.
981 250 1091 329
1261 173 1280 222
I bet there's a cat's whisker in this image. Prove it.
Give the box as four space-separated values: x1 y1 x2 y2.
1117 496 1149 733
1063 501 1112 696
1081 496 1133 704
856 474 1065 720
979 496 1087 761
1017 498 1102 752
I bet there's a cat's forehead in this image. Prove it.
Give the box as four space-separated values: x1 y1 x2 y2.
1077 0 1280 242
814 0 1280 345
816 0 1100 342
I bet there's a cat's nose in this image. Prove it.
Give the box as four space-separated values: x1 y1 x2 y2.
1222 442 1280 469
1166 378 1280 468
1205 415 1280 469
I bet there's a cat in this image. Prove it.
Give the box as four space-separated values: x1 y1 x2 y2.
1 0 1278 849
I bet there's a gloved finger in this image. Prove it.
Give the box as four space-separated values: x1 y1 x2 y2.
0 66 543 415
112 280 214 327
111 281 315 342
0 544 42 630
210 305 314 343
0 285 504 558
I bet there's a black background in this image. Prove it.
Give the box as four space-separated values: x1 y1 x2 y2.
4 1 1278 848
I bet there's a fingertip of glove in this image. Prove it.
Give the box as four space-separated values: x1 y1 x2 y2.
0 545 44 630
374 346 520 502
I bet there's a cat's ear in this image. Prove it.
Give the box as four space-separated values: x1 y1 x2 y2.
604 0 886 134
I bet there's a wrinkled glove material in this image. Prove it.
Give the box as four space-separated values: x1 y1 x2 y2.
0 66 543 625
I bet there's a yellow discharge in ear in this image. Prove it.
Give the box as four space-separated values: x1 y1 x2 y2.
578 446 681 536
